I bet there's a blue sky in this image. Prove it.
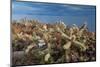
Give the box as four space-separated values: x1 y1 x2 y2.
12 0 96 32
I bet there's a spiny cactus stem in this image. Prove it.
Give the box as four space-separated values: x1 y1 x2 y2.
57 27 86 51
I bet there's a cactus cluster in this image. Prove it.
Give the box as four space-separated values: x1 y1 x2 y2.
12 19 96 66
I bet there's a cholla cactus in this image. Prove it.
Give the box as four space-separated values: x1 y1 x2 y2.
63 41 71 50
44 53 51 62
56 25 86 51
12 19 96 65
79 23 87 37
25 43 36 54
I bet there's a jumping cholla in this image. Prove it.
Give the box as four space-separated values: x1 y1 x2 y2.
12 19 96 65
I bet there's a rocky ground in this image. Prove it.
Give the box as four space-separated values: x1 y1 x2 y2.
11 19 96 66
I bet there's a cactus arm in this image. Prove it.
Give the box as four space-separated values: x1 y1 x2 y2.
56 26 86 51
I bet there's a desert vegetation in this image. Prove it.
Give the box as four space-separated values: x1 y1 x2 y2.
11 19 96 66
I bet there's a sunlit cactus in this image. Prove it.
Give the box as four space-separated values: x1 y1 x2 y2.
56 25 86 51
63 41 71 50
44 53 51 62
12 19 96 65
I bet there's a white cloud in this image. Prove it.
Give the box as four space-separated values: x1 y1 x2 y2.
61 5 82 10
12 2 42 11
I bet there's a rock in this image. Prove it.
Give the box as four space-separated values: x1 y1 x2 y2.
13 51 25 59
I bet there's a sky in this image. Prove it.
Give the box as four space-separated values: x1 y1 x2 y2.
12 0 96 32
